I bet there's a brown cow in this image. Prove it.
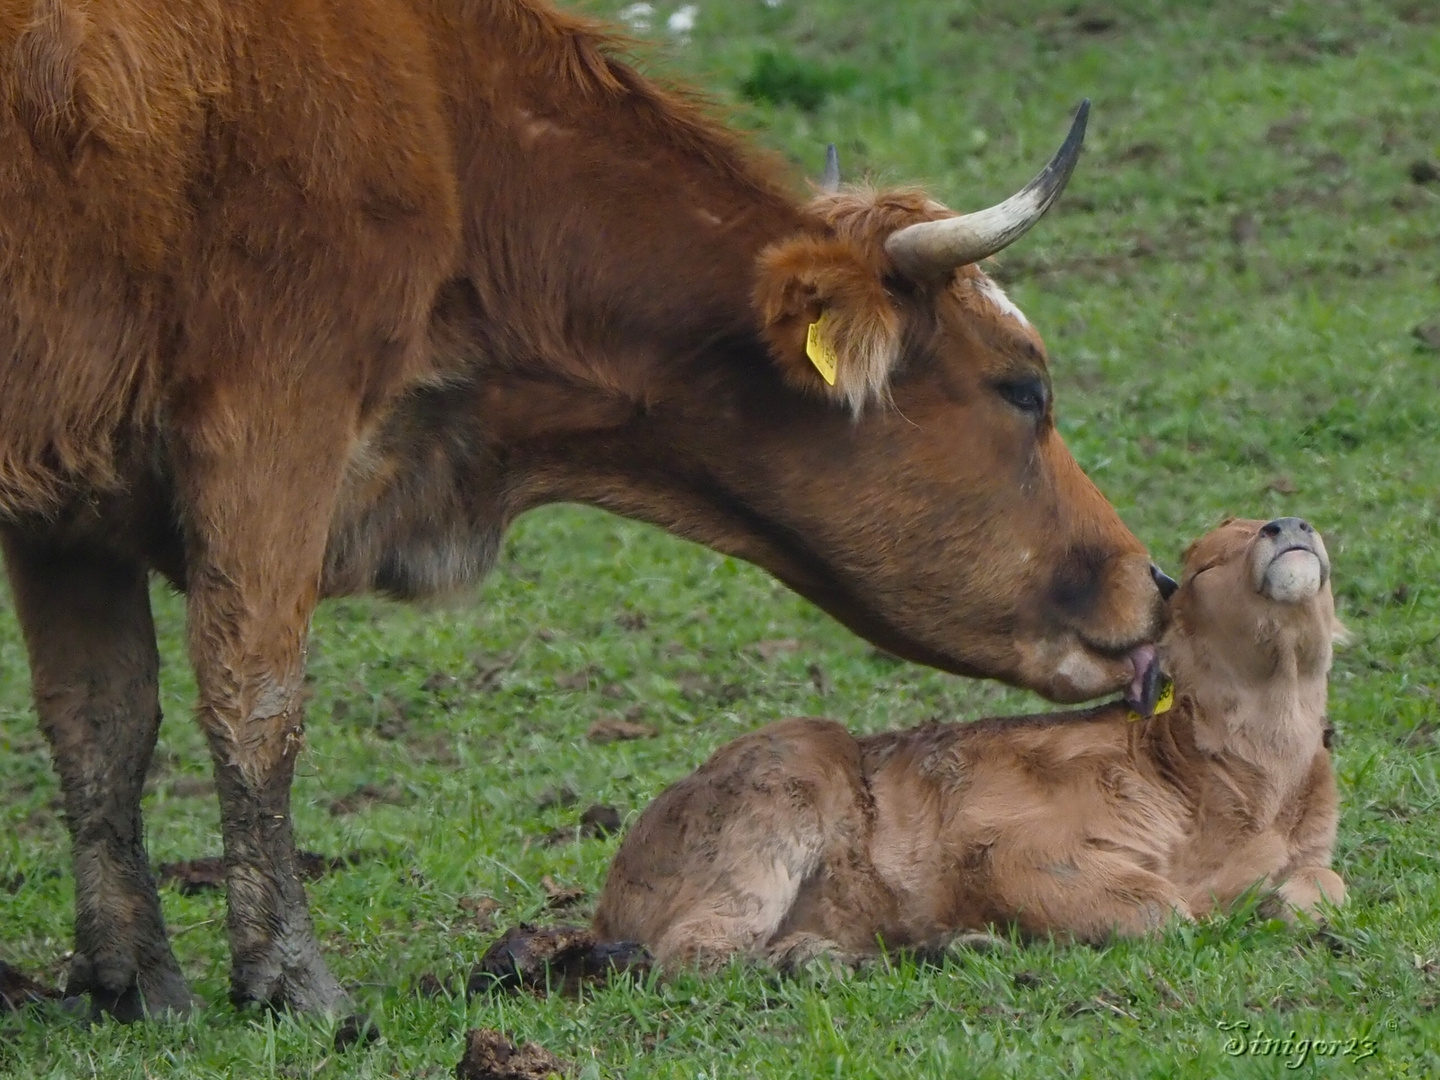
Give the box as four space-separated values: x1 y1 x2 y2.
0 0 1165 1018
593 517 1346 968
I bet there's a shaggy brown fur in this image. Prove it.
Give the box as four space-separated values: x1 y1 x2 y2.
594 518 1346 966
0 0 1165 1017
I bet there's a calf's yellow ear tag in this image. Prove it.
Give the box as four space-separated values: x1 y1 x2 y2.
1129 677 1175 722
805 315 839 386
1154 677 1175 715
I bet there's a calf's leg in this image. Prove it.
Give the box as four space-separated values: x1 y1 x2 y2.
601 719 887 971
996 849 1193 942
1 535 193 1020
642 825 830 970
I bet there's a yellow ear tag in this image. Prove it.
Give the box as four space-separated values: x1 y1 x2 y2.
805 316 839 386
1129 677 1175 722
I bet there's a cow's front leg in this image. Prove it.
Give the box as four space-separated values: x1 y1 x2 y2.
1 534 194 1020
176 406 357 1015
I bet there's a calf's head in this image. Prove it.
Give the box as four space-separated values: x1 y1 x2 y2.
1165 517 1344 686
712 106 1164 701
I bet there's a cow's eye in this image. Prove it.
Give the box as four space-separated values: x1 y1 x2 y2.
996 378 1048 416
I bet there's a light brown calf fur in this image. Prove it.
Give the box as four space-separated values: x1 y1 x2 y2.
0 0 1165 1017
595 518 1347 967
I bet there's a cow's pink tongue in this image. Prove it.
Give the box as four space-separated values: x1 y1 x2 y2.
1125 644 1160 714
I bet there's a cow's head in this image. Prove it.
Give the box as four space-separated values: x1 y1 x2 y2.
698 103 1166 702
482 101 1167 704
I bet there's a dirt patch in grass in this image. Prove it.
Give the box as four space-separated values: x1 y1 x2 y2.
333 1013 380 1052
328 690 415 740
1404 720 1439 748
539 876 588 911
418 652 518 696
615 610 648 631
156 849 373 895
456 1027 568 1080
554 666 600 691
586 717 655 744
412 971 454 998
535 786 577 810
1409 160 1440 185
458 894 502 932
750 638 801 661
1265 475 1298 495
672 673 746 703
539 804 622 847
328 783 407 816
163 775 215 799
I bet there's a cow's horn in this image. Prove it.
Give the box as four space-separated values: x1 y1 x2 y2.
883 100 1090 280
820 144 840 193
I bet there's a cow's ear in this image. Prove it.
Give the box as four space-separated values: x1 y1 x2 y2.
753 234 900 415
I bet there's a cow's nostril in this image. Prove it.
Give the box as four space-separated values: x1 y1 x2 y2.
1260 522 1282 538
1299 520 1313 533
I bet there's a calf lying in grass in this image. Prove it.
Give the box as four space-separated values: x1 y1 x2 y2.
593 518 1347 968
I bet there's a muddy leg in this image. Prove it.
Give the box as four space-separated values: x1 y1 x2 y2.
175 407 358 1014
1 535 193 1020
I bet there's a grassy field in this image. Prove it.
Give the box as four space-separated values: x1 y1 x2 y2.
4 0 1440 1076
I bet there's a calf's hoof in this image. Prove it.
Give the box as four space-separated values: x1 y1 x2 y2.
946 931 1014 955
767 933 861 976
468 925 652 996
1272 867 1346 923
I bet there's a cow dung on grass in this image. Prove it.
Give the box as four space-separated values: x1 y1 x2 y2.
456 1028 568 1080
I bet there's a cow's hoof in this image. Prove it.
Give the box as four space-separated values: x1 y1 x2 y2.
229 954 350 1017
64 952 196 1022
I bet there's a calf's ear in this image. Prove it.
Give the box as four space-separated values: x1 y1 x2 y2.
752 234 900 416
1330 616 1351 648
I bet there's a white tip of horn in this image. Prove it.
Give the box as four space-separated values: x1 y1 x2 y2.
884 100 1090 280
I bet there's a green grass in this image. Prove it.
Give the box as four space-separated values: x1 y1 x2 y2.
4 0 1440 1075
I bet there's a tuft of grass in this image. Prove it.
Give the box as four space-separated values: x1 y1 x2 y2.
739 50 856 111
5 0 1440 1076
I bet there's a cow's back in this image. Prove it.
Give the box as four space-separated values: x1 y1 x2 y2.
0 0 460 519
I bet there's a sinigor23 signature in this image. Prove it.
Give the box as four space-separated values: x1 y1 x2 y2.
1216 1020 1381 1067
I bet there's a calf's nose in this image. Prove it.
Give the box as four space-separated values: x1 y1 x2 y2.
1261 517 1314 541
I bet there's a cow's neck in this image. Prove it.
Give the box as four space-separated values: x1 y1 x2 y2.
448 4 834 548
325 4 824 599
449 0 812 399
